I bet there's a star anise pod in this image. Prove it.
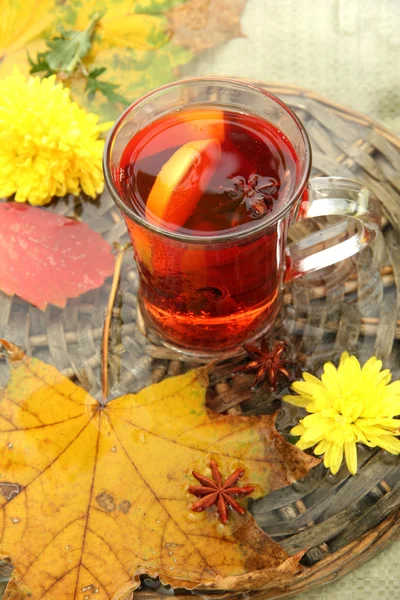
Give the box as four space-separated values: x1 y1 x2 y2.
234 339 295 389
188 460 255 524
228 173 278 227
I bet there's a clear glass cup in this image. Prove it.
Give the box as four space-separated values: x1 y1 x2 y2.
103 77 380 358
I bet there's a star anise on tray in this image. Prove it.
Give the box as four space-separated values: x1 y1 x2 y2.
188 460 255 524
234 339 295 390
228 173 278 227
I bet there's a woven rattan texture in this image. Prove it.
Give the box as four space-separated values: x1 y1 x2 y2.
0 84 399 598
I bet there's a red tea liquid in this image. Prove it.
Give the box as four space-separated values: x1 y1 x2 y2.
119 108 299 352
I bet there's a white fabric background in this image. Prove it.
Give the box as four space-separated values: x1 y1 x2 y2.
182 0 400 133
182 1 400 597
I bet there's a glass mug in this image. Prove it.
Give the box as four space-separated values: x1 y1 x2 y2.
103 78 380 358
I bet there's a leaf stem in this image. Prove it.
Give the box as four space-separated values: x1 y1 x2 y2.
101 245 129 402
79 59 89 77
65 11 103 74
0 339 25 363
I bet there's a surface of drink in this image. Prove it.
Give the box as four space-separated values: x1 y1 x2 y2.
118 108 299 352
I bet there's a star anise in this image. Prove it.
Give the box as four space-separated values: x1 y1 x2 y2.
234 339 295 389
228 173 278 227
188 460 255 524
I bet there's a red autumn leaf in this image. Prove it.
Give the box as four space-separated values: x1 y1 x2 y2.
0 202 115 310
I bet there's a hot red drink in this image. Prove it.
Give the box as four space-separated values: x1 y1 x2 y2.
118 107 299 351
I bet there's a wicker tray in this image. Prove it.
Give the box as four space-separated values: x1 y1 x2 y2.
0 82 399 599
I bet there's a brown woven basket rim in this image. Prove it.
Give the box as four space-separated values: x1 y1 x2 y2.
1 79 399 600
192 77 400 598
267 508 400 599
200 75 400 149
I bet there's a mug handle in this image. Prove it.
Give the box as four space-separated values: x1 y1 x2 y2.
284 176 381 282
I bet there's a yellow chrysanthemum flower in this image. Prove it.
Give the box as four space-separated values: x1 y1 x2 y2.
284 352 400 475
0 68 109 205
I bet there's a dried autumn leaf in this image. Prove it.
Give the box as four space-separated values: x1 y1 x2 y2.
0 341 318 599
0 203 115 310
167 0 247 53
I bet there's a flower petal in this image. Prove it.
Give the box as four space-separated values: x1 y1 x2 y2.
314 439 329 455
321 362 341 396
344 441 358 474
329 443 344 475
290 424 306 436
376 436 400 454
285 352 400 474
303 372 325 386
0 69 106 205
384 381 400 395
282 393 310 409
291 380 320 398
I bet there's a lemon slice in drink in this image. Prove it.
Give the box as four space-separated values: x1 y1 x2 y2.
146 138 221 229
138 109 225 160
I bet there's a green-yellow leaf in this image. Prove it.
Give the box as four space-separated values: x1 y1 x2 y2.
46 12 102 73
0 0 247 124
68 43 193 120
98 13 171 50
86 67 129 104
55 0 171 52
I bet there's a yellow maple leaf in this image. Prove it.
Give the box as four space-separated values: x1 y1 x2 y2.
0 0 54 77
0 0 53 53
0 0 181 119
0 340 318 599
0 0 169 78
